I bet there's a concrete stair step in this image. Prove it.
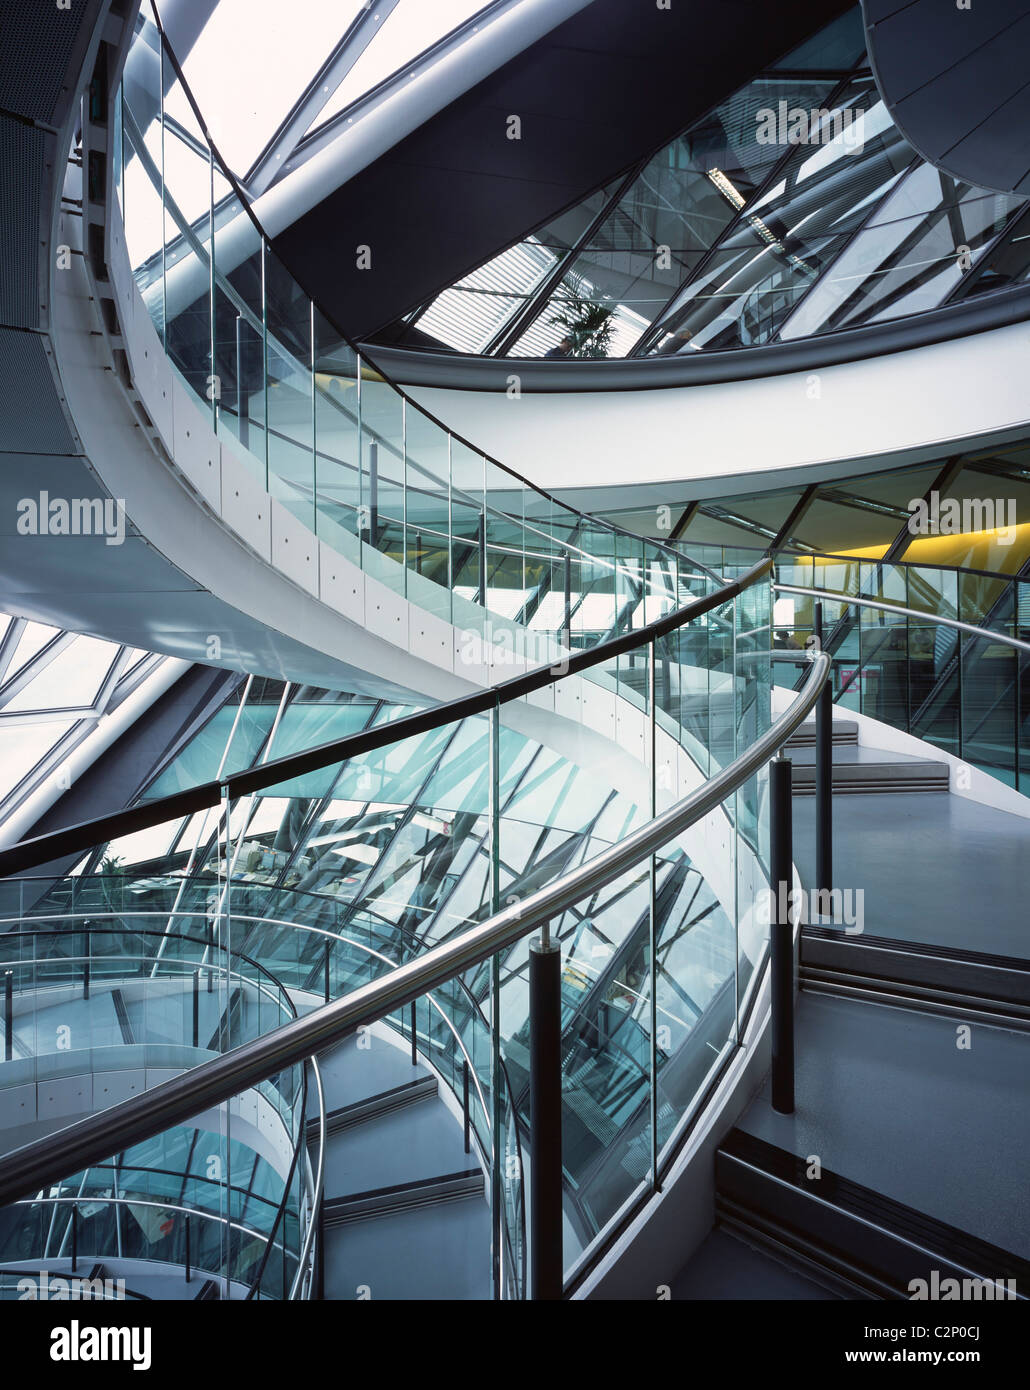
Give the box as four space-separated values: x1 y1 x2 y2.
789 743 949 794
785 719 859 749
716 1127 1029 1300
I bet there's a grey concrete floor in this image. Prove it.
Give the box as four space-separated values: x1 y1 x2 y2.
671 1227 840 1300
792 791 1030 958
739 993 1030 1258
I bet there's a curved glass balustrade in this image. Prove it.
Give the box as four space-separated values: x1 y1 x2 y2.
0 921 318 1300
0 560 774 1293
115 10 714 664
775 556 1030 793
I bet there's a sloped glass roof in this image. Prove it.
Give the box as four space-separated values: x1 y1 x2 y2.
164 0 504 181
0 614 172 820
307 1 498 136
372 4 1030 359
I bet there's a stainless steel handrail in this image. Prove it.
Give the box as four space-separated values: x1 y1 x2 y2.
774 583 1030 655
0 650 828 1209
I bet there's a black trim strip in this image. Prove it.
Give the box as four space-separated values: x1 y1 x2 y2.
801 927 1030 1009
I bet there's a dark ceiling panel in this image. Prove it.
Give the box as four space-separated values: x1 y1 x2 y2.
864 0 1030 194
271 0 852 340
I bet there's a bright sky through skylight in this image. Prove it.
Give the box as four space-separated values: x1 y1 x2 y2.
178 0 366 175
310 0 496 133
172 0 499 179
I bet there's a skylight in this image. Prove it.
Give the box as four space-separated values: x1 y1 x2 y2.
308 0 497 133
173 0 367 176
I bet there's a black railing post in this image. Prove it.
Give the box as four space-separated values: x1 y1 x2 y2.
4 971 11 1062
563 552 572 637
529 931 562 1300
477 513 487 607
185 1213 191 1284
192 969 199 1049
770 755 795 1115
71 1204 78 1273
368 440 379 548
316 1192 325 1301
82 959 89 1002
462 1060 471 1155
410 1000 417 1066
323 942 331 1005
814 602 833 894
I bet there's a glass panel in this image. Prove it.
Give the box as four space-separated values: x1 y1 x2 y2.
405 410 453 619
358 372 406 592
264 250 315 531
313 314 361 556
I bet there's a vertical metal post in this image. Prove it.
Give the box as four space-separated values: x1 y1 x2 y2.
488 702 502 1301
368 439 379 548
323 942 331 1005
83 959 90 1002
462 1060 471 1155
4 971 11 1062
310 299 318 536
71 1204 78 1273
401 398 409 598
316 1192 325 1300
814 603 833 894
770 755 795 1115
647 638 659 1192
208 147 217 430
446 433 454 625
529 931 563 1301
563 551 572 638
410 1001 417 1065
1015 578 1022 789
235 314 246 448
185 1213 192 1285
260 238 269 491
192 969 199 1049
477 512 487 608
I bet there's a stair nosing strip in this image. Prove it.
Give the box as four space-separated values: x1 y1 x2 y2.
720 1132 1030 1286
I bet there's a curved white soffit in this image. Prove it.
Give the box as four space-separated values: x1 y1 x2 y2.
404 322 1030 490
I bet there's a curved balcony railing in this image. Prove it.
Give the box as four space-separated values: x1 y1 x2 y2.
0 555 789 1294
0 920 322 1300
0 640 828 1295
114 6 726 668
0 905 524 1298
774 555 1030 794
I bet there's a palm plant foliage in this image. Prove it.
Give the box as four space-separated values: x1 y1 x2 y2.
548 290 615 358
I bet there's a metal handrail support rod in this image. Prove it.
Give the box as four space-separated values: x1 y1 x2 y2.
0 651 829 1211
529 932 562 1301
814 603 833 895
769 755 794 1115
773 584 1030 656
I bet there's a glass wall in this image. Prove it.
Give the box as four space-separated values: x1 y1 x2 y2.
383 5 1030 360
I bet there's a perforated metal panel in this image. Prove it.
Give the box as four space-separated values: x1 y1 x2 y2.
0 0 92 125
0 327 76 455
0 115 44 330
